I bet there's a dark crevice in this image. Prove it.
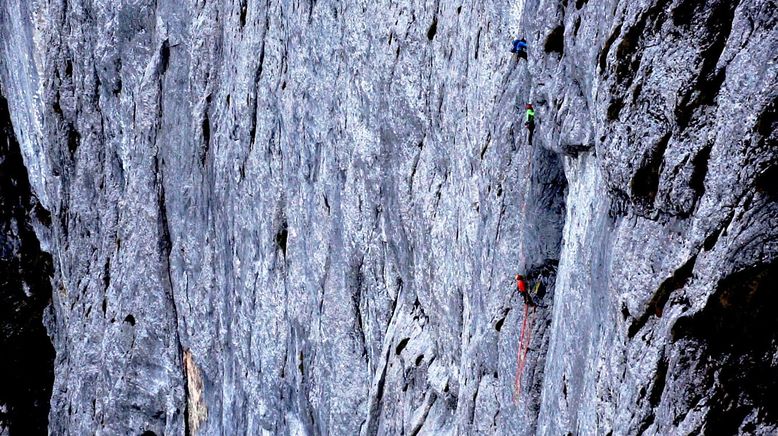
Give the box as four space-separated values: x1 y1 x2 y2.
562 377 568 400
474 28 481 60
629 255 697 338
276 220 288 257
649 357 668 407
612 0 672 87
636 410 655 434
754 164 777 199
426 16 438 41
674 0 740 130
239 0 248 28
507 147 566 426
689 144 712 196
113 59 123 96
671 0 701 27
614 27 642 84
754 98 777 198
52 92 62 114
544 25 565 55
395 337 409 355
606 98 624 121
249 30 268 147
351 260 368 359
0 92 55 435
703 226 724 252
755 95 777 138
200 94 212 166
494 316 505 332
257 31 266 82
599 24 622 73
631 131 671 207
365 347 390 436
102 258 111 292
575 0 588 9
480 133 490 160
671 261 778 429
154 154 185 414
676 69 725 130
159 40 170 76
67 126 81 156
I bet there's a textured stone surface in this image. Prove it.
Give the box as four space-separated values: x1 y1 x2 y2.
0 0 775 434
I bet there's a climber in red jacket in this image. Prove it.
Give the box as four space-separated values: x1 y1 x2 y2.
515 274 535 307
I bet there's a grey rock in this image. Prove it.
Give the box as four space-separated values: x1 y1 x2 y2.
0 0 775 434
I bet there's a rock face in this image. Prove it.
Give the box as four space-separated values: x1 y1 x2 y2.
0 0 775 434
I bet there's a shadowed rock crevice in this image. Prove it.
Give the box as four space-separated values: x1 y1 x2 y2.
630 131 671 211
426 16 437 41
674 0 741 131
613 0 671 86
688 144 712 198
628 253 697 338
671 261 778 432
544 25 565 55
0 92 55 435
512 144 567 429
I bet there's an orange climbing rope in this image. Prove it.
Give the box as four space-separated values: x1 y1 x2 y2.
514 304 535 402
514 282 540 403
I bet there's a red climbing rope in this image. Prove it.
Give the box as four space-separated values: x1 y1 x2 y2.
513 303 535 403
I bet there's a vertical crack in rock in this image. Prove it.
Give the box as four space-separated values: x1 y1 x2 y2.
200 94 212 167
426 16 438 41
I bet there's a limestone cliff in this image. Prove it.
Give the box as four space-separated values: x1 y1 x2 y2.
0 0 775 434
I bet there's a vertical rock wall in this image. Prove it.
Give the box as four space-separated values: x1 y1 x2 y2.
0 0 775 434
527 0 777 434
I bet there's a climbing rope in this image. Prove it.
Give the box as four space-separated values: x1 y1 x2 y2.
513 282 540 403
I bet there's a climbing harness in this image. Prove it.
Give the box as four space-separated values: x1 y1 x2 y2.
514 282 541 403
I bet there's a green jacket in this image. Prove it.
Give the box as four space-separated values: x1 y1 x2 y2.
526 108 535 123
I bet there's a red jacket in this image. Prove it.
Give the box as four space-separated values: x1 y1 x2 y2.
516 277 527 293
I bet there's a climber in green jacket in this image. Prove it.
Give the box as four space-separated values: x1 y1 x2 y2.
524 103 535 145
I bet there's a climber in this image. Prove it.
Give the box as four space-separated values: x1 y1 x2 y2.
510 37 528 61
515 274 535 307
525 103 535 145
